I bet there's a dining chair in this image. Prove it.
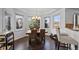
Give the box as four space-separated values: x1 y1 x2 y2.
50 34 68 50
56 28 69 50
40 29 45 45
29 29 43 49
29 29 37 46
0 32 14 50
58 41 68 50
50 34 58 49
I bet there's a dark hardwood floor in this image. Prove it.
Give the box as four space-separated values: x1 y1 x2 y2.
14 36 65 50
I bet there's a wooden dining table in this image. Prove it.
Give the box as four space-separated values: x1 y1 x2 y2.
26 30 48 35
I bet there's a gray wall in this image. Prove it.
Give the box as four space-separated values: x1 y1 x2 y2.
0 9 2 33
65 8 79 24
0 8 66 40
41 8 65 34
0 8 28 40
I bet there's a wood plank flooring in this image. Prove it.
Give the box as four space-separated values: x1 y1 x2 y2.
14 36 65 50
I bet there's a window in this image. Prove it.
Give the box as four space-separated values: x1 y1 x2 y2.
53 15 60 28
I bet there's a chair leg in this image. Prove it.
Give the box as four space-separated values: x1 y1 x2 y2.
44 39 45 44
58 42 60 50
67 44 68 50
69 44 71 50
75 45 78 50
55 42 58 49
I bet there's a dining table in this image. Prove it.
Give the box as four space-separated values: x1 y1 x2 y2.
26 30 48 35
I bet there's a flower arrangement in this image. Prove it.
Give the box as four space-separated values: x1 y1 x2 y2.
29 19 40 29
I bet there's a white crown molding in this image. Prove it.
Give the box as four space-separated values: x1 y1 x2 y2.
15 8 62 16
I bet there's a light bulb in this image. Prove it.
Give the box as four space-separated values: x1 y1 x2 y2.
36 16 38 19
37 16 41 20
32 16 35 20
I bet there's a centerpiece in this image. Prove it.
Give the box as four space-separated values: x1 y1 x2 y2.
29 18 40 30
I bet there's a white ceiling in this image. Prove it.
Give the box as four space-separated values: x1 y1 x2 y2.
69 8 79 11
18 8 61 16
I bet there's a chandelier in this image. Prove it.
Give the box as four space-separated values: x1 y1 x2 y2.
32 16 41 20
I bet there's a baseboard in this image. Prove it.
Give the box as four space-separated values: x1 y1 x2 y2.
14 36 28 41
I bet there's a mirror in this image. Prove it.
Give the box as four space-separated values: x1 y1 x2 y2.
76 14 79 28
73 14 79 30
65 14 79 30
65 14 74 29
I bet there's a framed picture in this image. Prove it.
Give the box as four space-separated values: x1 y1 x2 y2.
44 16 50 28
16 15 23 30
5 11 11 31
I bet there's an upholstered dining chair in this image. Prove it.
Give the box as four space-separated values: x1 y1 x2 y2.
40 29 45 45
56 28 69 50
50 34 58 49
29 29 37 46
29 29 43 49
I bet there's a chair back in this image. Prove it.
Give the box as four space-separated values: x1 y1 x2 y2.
53 34 58 41
30 29 37 39
5 32 14 50
56 28 61 41
40 29 45 40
